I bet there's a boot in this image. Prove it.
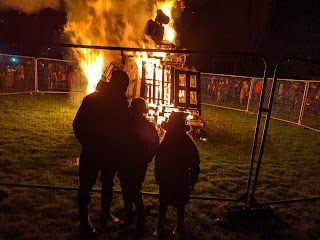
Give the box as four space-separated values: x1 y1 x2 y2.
153 203 167 239
101 211 120 223
120 186 134 229
153 218 165 239
79 207 97 238
172 206 185 240
120 209 134 229
132 210 145 232
132 193 145 232
172 226 185 240
101 194 120 224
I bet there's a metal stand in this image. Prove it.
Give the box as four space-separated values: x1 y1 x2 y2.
216 60 276 222
218 198 275 222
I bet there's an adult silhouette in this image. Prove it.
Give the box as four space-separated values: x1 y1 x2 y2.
73 70 130 237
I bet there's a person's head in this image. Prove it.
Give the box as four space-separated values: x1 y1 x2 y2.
161 111 190 133
109 70 129 93
96 80 109 93
129 97 148 116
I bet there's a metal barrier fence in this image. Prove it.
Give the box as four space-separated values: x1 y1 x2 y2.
246 57 320 207
0 54 82 94
36 58 76 92
0 53 36 93
2 52 318 131
201 73 320 132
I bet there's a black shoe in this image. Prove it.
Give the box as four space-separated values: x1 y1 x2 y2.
79 225 97 240
130 215 145 233
107 213 120 223
172 227 185 240
101 212 120 223
153 229 164 239
119 213 134 229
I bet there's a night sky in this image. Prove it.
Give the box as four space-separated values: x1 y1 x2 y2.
0 0 320 61
0 8 66 43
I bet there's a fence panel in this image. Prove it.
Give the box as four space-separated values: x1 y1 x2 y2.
0 54 36 94
201 73 253 111
301 81 320 130
272 59 320 132
36 58 76 92
201 72 320 132
271 79 307 124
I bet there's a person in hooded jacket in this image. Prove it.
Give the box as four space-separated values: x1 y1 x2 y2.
153 111 200 239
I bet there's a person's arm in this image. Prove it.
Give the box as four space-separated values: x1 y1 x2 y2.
73 97 92 146
147 124 160 162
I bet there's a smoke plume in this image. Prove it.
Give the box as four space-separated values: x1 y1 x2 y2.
0 0 63 14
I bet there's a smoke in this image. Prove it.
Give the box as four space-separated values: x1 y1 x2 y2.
0 0 63 14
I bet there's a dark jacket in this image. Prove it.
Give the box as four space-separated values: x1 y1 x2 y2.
155 131 200 206
118 115 159 181
73 87 130 163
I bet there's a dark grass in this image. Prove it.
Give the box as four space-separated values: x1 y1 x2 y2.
0 93 320 239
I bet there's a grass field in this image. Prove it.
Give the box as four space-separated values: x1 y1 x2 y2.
0 93 320 240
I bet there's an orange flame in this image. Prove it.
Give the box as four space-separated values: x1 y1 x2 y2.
64 0 178 95
156 1 176 42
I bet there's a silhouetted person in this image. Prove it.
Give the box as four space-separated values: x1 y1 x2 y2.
73 70 130 238
44 63 54 91
4 67 14 92
118 97 159 233
25 60 35 91
153 112 200 239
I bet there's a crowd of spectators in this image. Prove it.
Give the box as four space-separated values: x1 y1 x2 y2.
204 74 320 115
205 75 253 105
0 59 35 92
37 61 74 92
0 57 74 93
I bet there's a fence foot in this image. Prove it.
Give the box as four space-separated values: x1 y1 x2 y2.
214 204 277 235
215 193 275 221
217 204 275 221
216 195 275 222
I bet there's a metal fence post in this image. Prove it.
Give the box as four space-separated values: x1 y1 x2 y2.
34 58 38 92
298 81 309 126
245 57 268 208
246 77 254 113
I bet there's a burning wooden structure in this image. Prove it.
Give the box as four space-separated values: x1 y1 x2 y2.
102 9 204 133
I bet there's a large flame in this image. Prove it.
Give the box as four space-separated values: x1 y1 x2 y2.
80 50 104 94
135 0 177 113
64 0 178 94
156 1 176 42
